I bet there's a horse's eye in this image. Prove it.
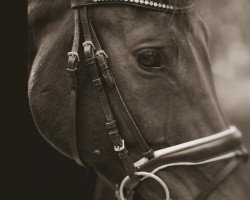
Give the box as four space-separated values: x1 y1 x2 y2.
137 49 164 69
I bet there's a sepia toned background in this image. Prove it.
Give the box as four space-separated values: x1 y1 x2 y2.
206 0 250 145
207 0 250 77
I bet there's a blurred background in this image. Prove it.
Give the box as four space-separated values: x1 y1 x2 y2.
205 0 250 145
206 0 250 78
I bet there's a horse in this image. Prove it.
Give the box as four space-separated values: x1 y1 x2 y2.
28 0 250 199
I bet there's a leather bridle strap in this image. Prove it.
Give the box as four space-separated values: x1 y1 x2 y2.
77 4 153 159
88 19 154 159
79 6 137 177
194 158 240 200
67 9 85 166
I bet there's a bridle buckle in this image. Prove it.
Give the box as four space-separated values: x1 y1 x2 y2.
82 41 95 50
67 52 80 62
96 50 108 58
67 52 79 73
114 139 125 152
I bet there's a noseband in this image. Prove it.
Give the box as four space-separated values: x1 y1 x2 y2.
66 1 249 199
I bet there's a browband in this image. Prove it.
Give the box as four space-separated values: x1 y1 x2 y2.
71 0 194 13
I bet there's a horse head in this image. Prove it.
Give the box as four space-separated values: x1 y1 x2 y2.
28 0 249 199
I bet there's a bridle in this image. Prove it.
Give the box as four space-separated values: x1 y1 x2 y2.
66 0 249 199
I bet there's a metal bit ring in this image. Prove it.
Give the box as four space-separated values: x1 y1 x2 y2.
119 171 170 200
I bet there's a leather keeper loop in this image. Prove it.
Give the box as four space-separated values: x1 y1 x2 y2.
108 129 119 140
92 78 102 87
83 41 95 59
96 54 107 68
85 57 95 66
106 120 117 130
142 148 154 159
109 130 124 148
119 149 129 159
102 70 114 88
67 56 78 75
66 68 77 76
99 63 109 71
95 51 108 71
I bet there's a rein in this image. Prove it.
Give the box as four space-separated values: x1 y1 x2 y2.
66 1 249 199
